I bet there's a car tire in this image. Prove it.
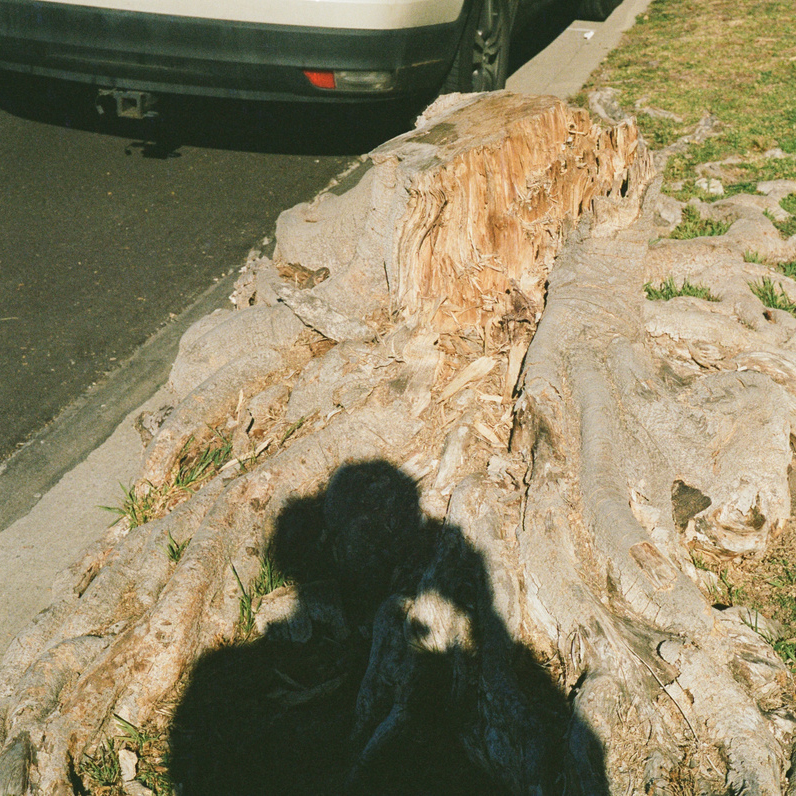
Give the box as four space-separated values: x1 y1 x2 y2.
442 0 515 93
576 0 621 21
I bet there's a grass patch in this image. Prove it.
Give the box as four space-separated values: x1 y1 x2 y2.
765 208 796 239
769 196 796 238
669 205 731 239
782 193 796 215
165 530 190 563
80 716 175 795
743 250 796 277
699 523 796 687
644 275 720 302
102 428 232 529
579 0 796 196
115 715 174 795
233 547 288 641
749 276 796 316
80 738 122 793
778 260 796 278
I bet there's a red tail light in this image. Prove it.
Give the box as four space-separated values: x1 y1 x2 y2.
303 70 336 89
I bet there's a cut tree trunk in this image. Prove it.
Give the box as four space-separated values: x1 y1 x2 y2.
2 91 796 796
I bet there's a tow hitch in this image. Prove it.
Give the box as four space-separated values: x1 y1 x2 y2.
95 89 158 119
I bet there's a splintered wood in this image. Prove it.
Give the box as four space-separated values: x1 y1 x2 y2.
374 92 651 332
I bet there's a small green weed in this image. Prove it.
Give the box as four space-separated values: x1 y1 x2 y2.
778 261 796 279
644 275 720 302
766 208 796 239
719 569 745 606
115 714 157 748
165 531 190 563
743 252 796 278
280 415 307 446
172 428 232 489
80 738 121 791
112 715 174 795
669 206 731 240
232 562 256 639
101 483 157 529
749 276 796 316
768 558 796 588
775 637 796 667
254 552 287 597
232 548 288 641
691 552 710 571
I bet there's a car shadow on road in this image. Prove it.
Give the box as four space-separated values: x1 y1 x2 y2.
168 460 608 795
0 1 586 160
0 71 424 157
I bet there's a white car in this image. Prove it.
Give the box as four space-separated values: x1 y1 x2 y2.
0 0 619 112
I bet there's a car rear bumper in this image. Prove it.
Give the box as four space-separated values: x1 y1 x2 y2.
0 0 464 101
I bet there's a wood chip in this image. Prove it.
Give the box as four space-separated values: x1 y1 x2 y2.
503 341 527 403
473 420 504 448
438 356 497 402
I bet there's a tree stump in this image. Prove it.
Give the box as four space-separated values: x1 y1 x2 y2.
2 91 796 795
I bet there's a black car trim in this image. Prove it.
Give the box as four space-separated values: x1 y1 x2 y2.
0 0 467 100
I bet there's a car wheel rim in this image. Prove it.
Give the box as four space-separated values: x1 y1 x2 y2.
471 0 505 92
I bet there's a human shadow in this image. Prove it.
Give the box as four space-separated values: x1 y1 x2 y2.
169 460 608 795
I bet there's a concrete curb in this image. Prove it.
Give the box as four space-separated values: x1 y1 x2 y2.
507 0 655 98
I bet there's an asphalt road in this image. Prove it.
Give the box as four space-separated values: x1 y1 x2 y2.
0 78 422 464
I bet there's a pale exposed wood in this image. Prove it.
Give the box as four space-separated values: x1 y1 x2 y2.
438 355 497 401
375 92 653 332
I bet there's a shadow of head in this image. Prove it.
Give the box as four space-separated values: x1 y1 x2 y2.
271 460 429 617
169 459 609 795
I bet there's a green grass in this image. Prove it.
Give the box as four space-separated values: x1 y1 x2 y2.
767 194 796 238
114 715 174 795
101 483 157 529
743 250 796 277
644 275 720 302
669 205 731 239
80 715 175 796
280 415 307 446
102 428 232 529
80 738 122 791
768 558 796 588
749 276 796 316
778 261 796 278
775 637 796 667
233 548 288 641
782 193 796 215
744 250 765 264
253 552 287 596
579 0 796 199
165 530 190 563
